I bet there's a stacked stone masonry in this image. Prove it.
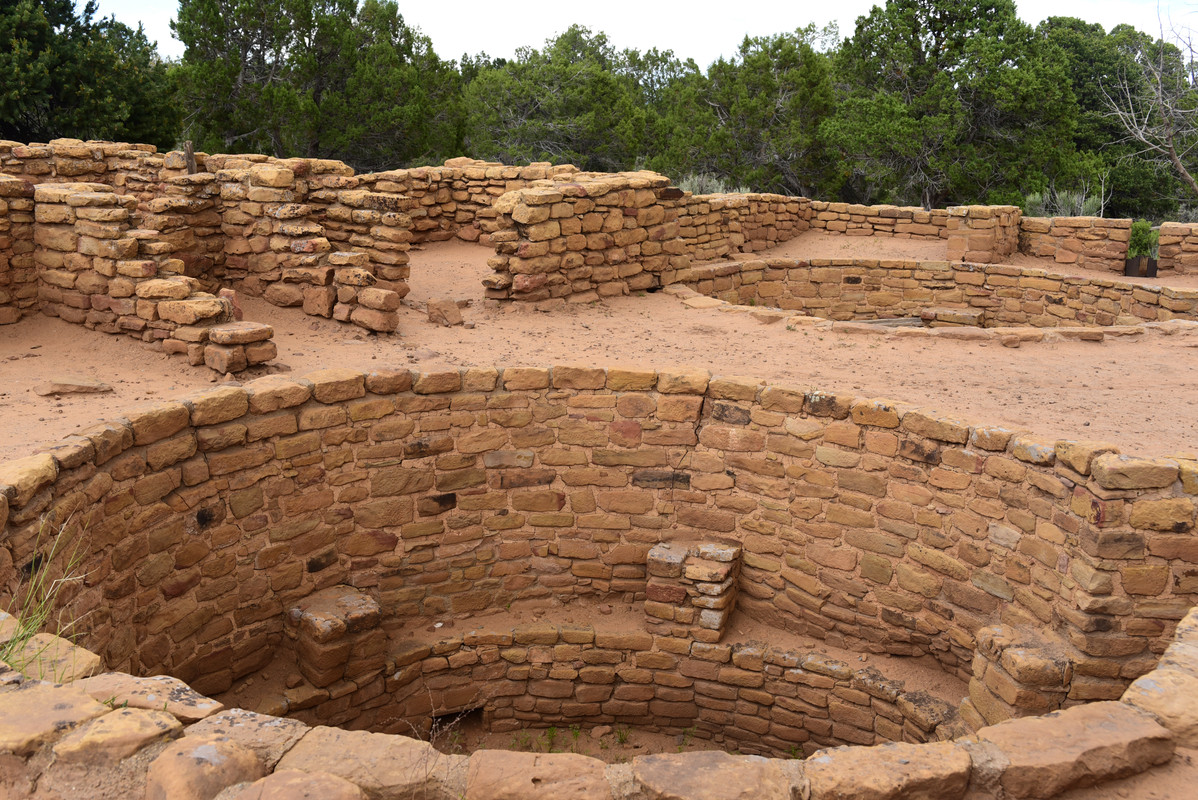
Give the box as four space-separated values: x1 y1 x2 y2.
1 367 1195 717
3 406 1198 795
805 200 949 240
682 257 1198 327
1019 216 1132 273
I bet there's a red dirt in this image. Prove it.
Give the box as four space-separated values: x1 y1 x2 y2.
3 231 1197 463
2 230 1195 792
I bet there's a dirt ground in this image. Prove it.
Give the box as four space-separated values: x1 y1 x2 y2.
2 229 1196 792
2 230 1197 462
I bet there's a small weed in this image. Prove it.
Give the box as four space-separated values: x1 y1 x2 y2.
787 744 802 759
599 738 610 750
677 726 696 752
544 726 559 753
569 724 582 752
510 729 533 751
615 726 630 745
785 324 795 331
747 298 756 306
1 515 90 680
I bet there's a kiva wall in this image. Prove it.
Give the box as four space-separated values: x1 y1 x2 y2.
1 367 1194 716
681 258 1198 327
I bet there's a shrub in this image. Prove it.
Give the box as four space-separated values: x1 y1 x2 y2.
1127 219 1159 258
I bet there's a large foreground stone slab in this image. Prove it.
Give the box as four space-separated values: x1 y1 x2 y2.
631 750 801 800
0 681 109 756
972 701 1173 798
805 741 970 800
1122 667 1198 747
465 750 611 800
275 726 466 800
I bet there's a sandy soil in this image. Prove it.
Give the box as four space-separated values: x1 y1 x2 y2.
3 230 1196 791
3 231 1197 462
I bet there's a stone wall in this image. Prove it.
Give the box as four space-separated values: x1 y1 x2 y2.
1019 216 1132 273
1 366 1195 721
0 173 34 324
682 258 1198 327
1158 222 1198 274
669 193 809 262
946 206 1021 264
2 482 1197 800
805 201 949 240
484 173 685 302
356 158 580 244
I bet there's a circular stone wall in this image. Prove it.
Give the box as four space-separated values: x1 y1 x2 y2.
1 365 1196 773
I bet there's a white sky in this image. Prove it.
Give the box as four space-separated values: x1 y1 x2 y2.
88 0 1198 65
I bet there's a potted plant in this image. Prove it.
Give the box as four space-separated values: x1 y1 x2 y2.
1125 219 1159 277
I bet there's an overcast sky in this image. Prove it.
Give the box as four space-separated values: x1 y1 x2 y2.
90 0 1198 65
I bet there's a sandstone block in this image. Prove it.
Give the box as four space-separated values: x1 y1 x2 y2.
805 741 969 800
74 672 225 722
226 770 364 800
53 708 181 764
159 297 228 324
972 701 1173 798
351 305 399 332
205 343 247 374
358 287 400 311
428 298 463 326
0 452 58 507
275 726 462 799
0 682 105 758
632 751 800 800
208 321 273 345
1092 454 1179 489
145 735 265 800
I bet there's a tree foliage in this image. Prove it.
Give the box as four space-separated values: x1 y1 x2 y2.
7 0 1198 219
823 0 1076 208
460 26 647 172
173 0 457 168
0 0 176 147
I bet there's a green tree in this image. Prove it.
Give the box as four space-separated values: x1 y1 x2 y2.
173 0 456 167
0 0 176 147
461 26 646 172
1035 17 1176 219
824 0 1076 207
650 29 837 196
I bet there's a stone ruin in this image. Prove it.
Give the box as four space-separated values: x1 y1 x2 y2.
0 140 1197 799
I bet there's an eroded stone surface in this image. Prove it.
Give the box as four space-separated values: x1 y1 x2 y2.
222 769 364 800
631 751 799 800
145 735 265 800
0 681 109 756
75 672 225 722
974 701 1174 798
53 707 181 763
805 741 970 800
275 725 465 800
185 709 310 770
8 633 101 682
465 750 611 800
1122 668 1198 747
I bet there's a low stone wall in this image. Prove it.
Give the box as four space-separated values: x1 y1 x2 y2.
1158 222 1198 274
682 258 1198 327
1019 216 1132 273
357 158 580 244
484 173 684 302
946 206 1021 264
804 201 949 239
0 174 34 324
1 366 1195 707
670 193 809 262
0 139 165 202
